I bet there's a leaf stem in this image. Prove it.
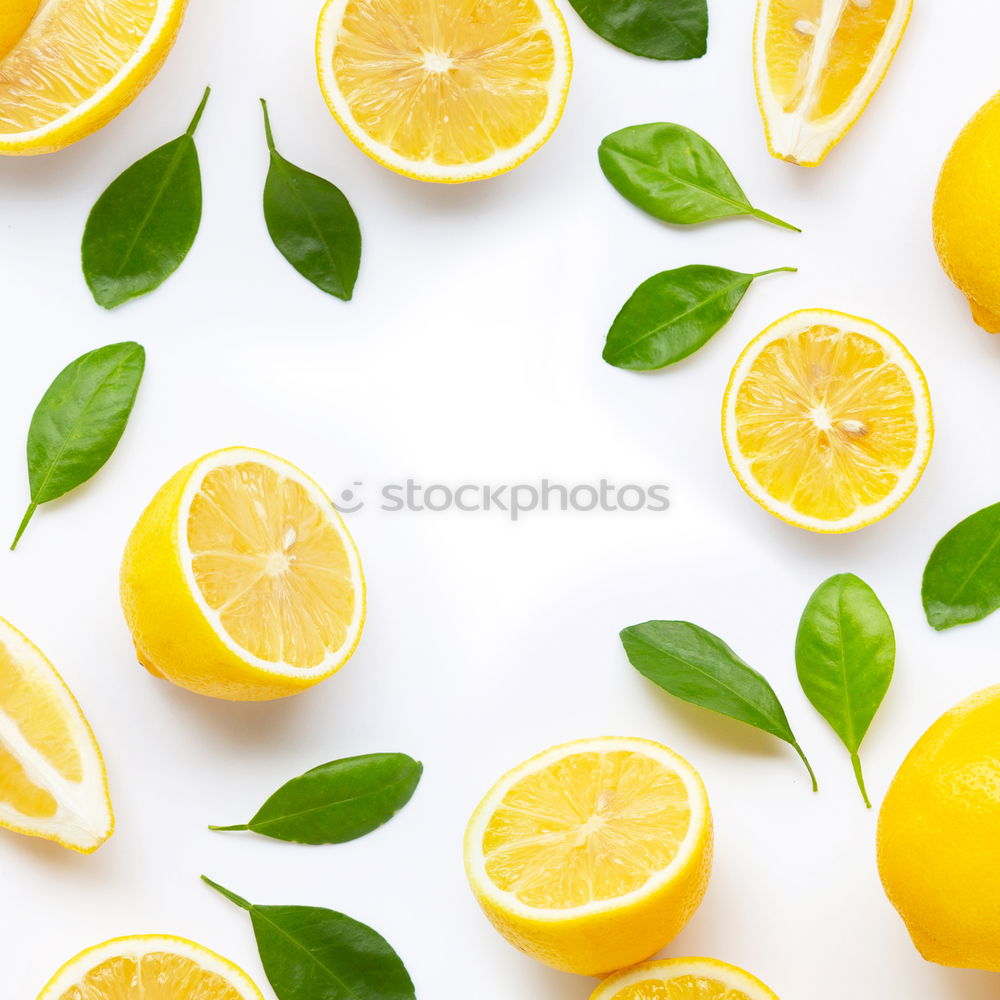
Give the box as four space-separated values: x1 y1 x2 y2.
851 753 872 809
750 207 801 233
187 86 212 136
753 267 798 278
11 503 37 550
792 742 819 792
201 875 252 911
260 98 276 153
208 824 250 832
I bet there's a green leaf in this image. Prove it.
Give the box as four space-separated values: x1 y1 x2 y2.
202 878 416 1000
795 574 894 807
620 620 816 789
209 753 422 844
12 342 145 549
82 87 210 309
261 100 362 300
567 0 708 60
922 503 1000 631
603 265 796 370
599 123 799 230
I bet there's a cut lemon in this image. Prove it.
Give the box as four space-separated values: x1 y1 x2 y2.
36 935 265 1000
0 616 112 853
591 958 781 1000
722 309 932 533
753 0 912 166
0 0 188 155
315 0 572 183
464 737 713 976
120 447 365 702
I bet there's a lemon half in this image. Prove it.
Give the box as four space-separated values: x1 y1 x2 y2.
591 958 781 1000
464 737 713 976
722 309 932 533
36 935 265 1000
120 447 365 702
0 0 188 155
316 0 572 183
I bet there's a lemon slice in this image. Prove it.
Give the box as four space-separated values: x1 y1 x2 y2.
120 447 365 702
753 0 912 166
591 958 781 1000
464 737 713 976
315 0 572 183
36 935 265 1000
722 309 932 533
0 616 112 853
0 0 188 155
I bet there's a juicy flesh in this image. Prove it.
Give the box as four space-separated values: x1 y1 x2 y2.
482 751 692 909
0 635 81 820
57 953 244 1000
734 325 918 521
612 979 753 1000
0 0 157 134
765 0 895 119
331 0 557 165
188 463 356 669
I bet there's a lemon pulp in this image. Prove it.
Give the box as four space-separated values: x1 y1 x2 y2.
55 953 244 1000
610 979 753 1000
187 461 356 669
482 749 692 909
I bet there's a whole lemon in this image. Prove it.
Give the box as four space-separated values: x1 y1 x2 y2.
934 93 1000 332
878 686 1000 970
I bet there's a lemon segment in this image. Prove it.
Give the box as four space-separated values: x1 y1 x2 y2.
0 0 188 155
120 447 365 702
464 737 713 976
316 0 572 183
722 309 932 533
36 935 265 1000
0 617 113 853
878 686 1000 971
933 92 1000 334
753 0 911 166
591 958 781 1000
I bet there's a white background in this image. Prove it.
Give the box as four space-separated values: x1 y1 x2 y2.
2 2 1000 998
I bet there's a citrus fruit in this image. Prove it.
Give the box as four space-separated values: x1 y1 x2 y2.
878 685 1000 971
36 935 265 1000
463 736 713 976
315 0 572 183
0 0 188 156
591 958 781 1000
753 0 912 166
722 309 933 533
0 616 112 853
120 447 365 702
934 92 1000 333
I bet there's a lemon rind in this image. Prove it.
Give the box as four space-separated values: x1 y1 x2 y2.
753 0 913 167
176 447 366 681
36 935 265 1000
722 308 933 534
591 957 781 1000
0 617 113 854
0 0 188 155
464 736 709 923
314 0 573 184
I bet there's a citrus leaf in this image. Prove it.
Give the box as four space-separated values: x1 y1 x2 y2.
567 0 708 60
795 574 895 807
82 88 210 309
621 619 816 789
210 753 422 844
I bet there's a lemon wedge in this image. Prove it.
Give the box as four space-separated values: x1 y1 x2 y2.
753 0 912 166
